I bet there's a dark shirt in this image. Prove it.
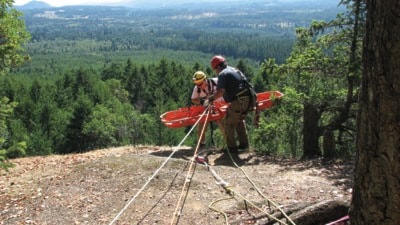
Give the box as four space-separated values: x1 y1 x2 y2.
217 66 247 102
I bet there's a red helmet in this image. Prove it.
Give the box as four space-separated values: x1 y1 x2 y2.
210 55 226 69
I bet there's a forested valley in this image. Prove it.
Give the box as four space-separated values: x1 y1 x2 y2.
1 0 361 168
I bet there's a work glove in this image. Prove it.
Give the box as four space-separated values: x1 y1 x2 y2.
202 99 209 107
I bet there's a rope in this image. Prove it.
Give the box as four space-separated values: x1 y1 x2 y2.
209 119 215 147
230 189 288 224
108 103 295 225
202 105 294 224
169 105 212 225
224 150 296 225
201 159 288 224
208 196 234 225
108 106 209 225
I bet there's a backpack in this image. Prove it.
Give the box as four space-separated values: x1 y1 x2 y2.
236 70 257 111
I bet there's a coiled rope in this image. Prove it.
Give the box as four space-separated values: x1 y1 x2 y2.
204 150 296 225
225 151 296 225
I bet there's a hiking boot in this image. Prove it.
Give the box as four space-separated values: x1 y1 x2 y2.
199 143 206 150
237 143 249 152
221 147 239 154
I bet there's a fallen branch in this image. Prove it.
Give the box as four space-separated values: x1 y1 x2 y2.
229 201 312 225
287 200 349 225
229 200 349 225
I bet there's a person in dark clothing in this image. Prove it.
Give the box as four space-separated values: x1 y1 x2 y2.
208 55 256 153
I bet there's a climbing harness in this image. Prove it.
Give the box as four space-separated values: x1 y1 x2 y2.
197 78 217 96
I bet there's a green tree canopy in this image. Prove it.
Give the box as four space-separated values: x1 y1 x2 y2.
0 0 30 169
0 0 30 75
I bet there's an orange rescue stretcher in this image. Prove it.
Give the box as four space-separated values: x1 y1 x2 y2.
160 90 284 128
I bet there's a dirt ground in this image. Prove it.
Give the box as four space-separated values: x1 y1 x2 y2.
0 145 353 225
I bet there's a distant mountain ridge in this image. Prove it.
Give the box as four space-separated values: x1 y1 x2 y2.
15 0 338 10
15 1 52 10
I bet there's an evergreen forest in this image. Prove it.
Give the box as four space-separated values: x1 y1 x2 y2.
1 0 363 169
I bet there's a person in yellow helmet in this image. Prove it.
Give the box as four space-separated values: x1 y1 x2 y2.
191 71 224 150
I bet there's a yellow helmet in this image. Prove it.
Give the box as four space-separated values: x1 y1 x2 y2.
192 71 207 85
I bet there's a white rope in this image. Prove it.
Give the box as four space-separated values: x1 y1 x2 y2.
170 105 212 225
108 107 209 225
214 150 295 225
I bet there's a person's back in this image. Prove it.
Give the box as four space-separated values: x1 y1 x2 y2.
208 55 256 153
217 66 249 103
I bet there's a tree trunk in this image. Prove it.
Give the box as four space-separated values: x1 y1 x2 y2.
323 130 335 160
350 0 400 224
302 102 321 158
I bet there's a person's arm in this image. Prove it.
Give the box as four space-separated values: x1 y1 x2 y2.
191 97 202 105
208 88 225 102
191 86 203 105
